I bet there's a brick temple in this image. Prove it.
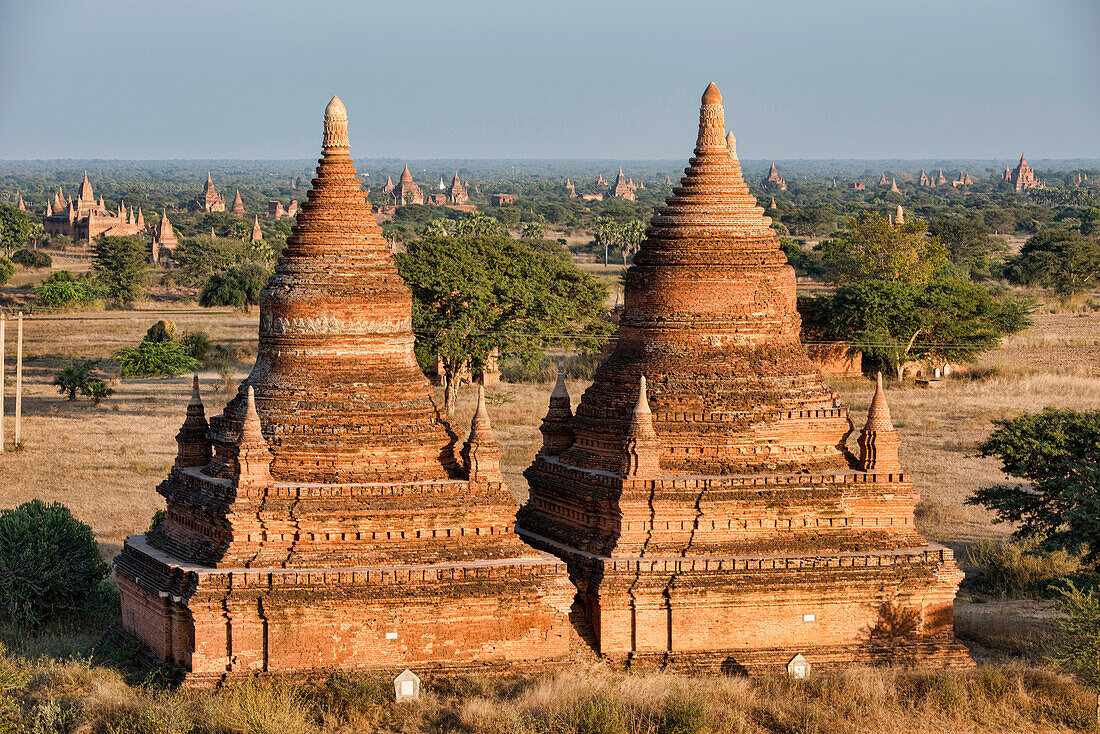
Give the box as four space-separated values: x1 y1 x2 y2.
517 83 970 673
192 173 227 212
42 172 146 243
114 96 572 685
1003 153 1042 191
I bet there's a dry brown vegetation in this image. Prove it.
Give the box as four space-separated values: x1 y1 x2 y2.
1 303 1099 732
4 650 1098 734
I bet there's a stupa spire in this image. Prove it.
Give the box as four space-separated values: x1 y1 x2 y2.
726 131 737 159
250 215 262 242
207 94 460 484
322 95 349 153
895 204 904 225
232 386 274 489
857 372 901 473
175 374 211 468
460 385 504 485
539 362 574 456
16 192 25 211
620 375 660 480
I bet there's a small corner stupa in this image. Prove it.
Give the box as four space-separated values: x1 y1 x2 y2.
115 95 572 685
517 82 970 674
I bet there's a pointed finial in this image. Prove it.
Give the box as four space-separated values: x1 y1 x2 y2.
726 131 737 159
473 384 491 429
242 386 263 441
551 361 569 399
696 82 727 154
634 375 651 415
322 94 350 153
189 373 202 405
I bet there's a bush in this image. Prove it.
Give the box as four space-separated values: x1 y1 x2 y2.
10 249 51 268
145 319 179 343
180 330 212 361
199 262 271 310
0 500 110 630
54 360 99 401
84 380 114 406
0 257 13 286
33 271 107 308
658 695 709 734
114 340 201 378
964 538 1081 597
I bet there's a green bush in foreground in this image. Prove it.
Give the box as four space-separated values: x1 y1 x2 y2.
0 257 13 286
114 339 201 378
10 248 51 268
33 271 107 308
0 500 110 630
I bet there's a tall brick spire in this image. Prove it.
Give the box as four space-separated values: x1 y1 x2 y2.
208 95 459 484
78 171 94 203
557 82 846 476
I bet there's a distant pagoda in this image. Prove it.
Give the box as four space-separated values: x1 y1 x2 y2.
193 172 226 212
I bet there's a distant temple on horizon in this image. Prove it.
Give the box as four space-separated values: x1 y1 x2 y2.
1003 154 1042 191
42 172 146 244
191 173 226 212
762 161 787 190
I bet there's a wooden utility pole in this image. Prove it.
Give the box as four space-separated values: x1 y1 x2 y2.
14 312 22 447
0 312 5 454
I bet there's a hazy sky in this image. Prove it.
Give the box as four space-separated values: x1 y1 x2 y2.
1 0 1097 160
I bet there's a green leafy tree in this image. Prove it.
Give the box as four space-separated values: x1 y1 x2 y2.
826 211 948 284
423 219 449 238
396 234 611 415
0 256 13 286
1007 230 1100 297
521 222 545 239
33 271 107 308
199 262 271 311
801 277 1030 378
53 360 99 401
114 339 201 378
620 219 646 263
967 408 1100 562
0 500 111 629
930 215 996 278
173 236 252 286
1051 581 1100 725
92 235 149 305
452 213 504 237
592 216 620 265
0 204 37 256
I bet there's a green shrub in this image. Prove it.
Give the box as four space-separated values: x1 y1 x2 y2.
0 257 13 286
10 248 51 268
33 271 107 308
84 380 113 406
199 262 271 310
180 330 212 361
569 693 625 734
0 500 110 630
964 538 1080 597
53 360 99 401
144 319 178 343
114 340 201 378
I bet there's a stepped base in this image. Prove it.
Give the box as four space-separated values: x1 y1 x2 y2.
520 529 971 670
115 534 574 687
